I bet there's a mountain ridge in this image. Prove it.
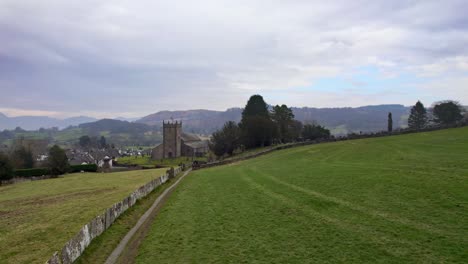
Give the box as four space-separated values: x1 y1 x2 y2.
0 114 97 130
0 104 412 135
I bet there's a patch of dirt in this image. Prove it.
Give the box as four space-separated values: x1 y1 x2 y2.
0 210 24 217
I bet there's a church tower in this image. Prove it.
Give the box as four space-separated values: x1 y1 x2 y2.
162 120 182 158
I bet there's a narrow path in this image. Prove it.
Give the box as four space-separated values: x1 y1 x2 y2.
105 169 192 264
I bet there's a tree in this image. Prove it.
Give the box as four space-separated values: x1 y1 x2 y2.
10 146 34 169
99 136 107 148
302 124 331 140
241 94 270 119
209 121 241 156
408 101 427 130
271 104 295 143
239 95 275 148
388 112 393 132
240 115 276 148
432 101 463 125
48 145 70 176
79 135 91 148
0 153 14 181
289 120 303 141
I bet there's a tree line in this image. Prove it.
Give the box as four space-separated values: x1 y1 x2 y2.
406 100 465 130
0 144 69 182
210 95 331 157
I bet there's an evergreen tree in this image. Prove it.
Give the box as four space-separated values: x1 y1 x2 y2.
289 120 303 141
388 112 393 132
209 121 241 156
240 95 275 148
271 104 295 143
79 135 91 148
11 146 34 169
0 153 14 181
408 101 427 130
241 95 270 119
432 101 463 125
302 124 331 140
48 145 70 176
99 136 107 148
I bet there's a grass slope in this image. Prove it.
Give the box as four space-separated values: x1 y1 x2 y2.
117 156 205 168
74 173 181 264
0 168 166 264
137 127 468 263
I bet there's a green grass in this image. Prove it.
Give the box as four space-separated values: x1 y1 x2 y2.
225 145 281 161
137 127 468 263
53 127 85 143
117 156 205 168
0 168 166 264
74 172 182 264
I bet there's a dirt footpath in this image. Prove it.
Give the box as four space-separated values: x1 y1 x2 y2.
105 169 192 264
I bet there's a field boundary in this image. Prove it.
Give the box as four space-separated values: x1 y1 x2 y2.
45 166 185 264
199 123 468 170
104 168 192 264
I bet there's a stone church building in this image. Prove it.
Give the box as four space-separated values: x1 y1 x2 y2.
151 121 208 160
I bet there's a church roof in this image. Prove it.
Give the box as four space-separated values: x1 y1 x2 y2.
181 132 201 142
184 141 208 149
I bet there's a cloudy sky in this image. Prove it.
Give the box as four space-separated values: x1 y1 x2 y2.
0 0 467 118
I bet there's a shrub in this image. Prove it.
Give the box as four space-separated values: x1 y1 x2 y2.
0 153 14 181
14 168 50 178
69 164 98 173
48 145 70 176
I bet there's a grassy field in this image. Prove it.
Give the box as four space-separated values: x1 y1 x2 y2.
75 172 183 264
0 168 166 264
137 127 468 263
117 156 205 168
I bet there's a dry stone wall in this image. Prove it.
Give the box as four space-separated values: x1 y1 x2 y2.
46 166 183 264
198 122 468 170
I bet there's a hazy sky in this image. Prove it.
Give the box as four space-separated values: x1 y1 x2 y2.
1 0 467 118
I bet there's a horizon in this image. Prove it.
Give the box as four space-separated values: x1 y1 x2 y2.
1 1 468 118
1 103 415 120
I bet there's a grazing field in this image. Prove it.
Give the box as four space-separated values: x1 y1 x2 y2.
117 155 205 168
137 127 468 263
0 168 166 264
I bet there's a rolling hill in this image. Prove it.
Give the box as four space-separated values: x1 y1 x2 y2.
0 113 97 130
137 127 468 263
136 105 410 135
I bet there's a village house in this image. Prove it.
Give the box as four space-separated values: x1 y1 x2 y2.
66 147 119 167
151 121 208 160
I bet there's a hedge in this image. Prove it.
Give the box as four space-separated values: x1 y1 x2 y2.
70 164 98 173
14 168 50 178
13 164 98 178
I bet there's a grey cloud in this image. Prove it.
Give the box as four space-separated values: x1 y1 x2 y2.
0 0 467 117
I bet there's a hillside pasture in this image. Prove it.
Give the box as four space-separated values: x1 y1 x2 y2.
137 127 468 263
0 168 166 264
117 155 205 168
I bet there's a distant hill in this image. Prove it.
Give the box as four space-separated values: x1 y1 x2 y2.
78 119 153 134
76 119 161 146
291 105 409 134
137 105 409 135
0 113 97 130
0 119 162 148
136 108 242 134
0 104 412 146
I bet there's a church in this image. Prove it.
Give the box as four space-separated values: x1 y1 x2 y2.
151 121 209 160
